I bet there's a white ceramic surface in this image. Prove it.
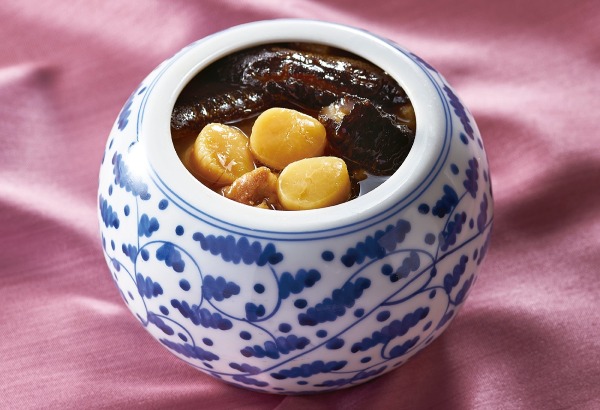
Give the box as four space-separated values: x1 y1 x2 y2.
98 19 493 394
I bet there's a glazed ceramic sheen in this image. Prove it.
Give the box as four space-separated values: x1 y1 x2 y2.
98 20 493 394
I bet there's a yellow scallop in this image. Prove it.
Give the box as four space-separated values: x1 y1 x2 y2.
250 107 327 171
277 157 351 210
187 123 254 187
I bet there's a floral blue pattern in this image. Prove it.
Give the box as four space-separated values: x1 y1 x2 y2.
98 36 493 394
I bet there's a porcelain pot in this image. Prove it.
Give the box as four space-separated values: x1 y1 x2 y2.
98 19 493 394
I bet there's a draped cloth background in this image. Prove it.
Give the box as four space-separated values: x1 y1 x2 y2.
1 1 598 409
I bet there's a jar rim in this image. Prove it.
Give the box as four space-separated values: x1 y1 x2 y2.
141 19 449 236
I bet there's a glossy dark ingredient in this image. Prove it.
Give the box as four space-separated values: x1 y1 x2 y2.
171 85 273 140
319 96 414 175
216 46 409 110
171 43 416 181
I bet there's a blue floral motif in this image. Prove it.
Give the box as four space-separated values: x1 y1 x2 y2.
341 220 411 267
202 275 240 301
136 273 163 298
241 334 310 359
454 274 474 305
444 85 475 140
138 214 159 237
477 193 489 234
395 251 421 279
155 242 185 273
436 310 455 330
388 337 420 358
245 303 266 321
232 375 269 388
159 338 219 361
443 255 469 294
110 258 121 272
192 233 283 266
326 337 345 349
229 362 261 375
121 243 137 263
99 195 119 229
117 85 146 131
112 152 150 200
350 307 428 353
432 185 459 218
147 312 173 335
439 212 467 252
271 360 347 380
298 278 371 326
170 300 233 330
117 93 134 131
464 158 479 198
278 269 321 299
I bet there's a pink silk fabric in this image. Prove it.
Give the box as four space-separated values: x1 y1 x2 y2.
1 1 599 409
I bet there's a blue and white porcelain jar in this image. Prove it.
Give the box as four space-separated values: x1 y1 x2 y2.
98 19 493 394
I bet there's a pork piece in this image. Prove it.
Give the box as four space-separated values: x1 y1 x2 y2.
221 167 280 209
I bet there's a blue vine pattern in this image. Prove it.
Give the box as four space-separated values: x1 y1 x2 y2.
98 44 493 394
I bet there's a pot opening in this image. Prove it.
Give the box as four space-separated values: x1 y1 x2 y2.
169 41 417 212
143 19 446 232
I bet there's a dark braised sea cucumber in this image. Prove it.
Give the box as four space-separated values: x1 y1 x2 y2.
171 44 415 167
319 96 414 175
171 85 273 140
215 46 409 110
